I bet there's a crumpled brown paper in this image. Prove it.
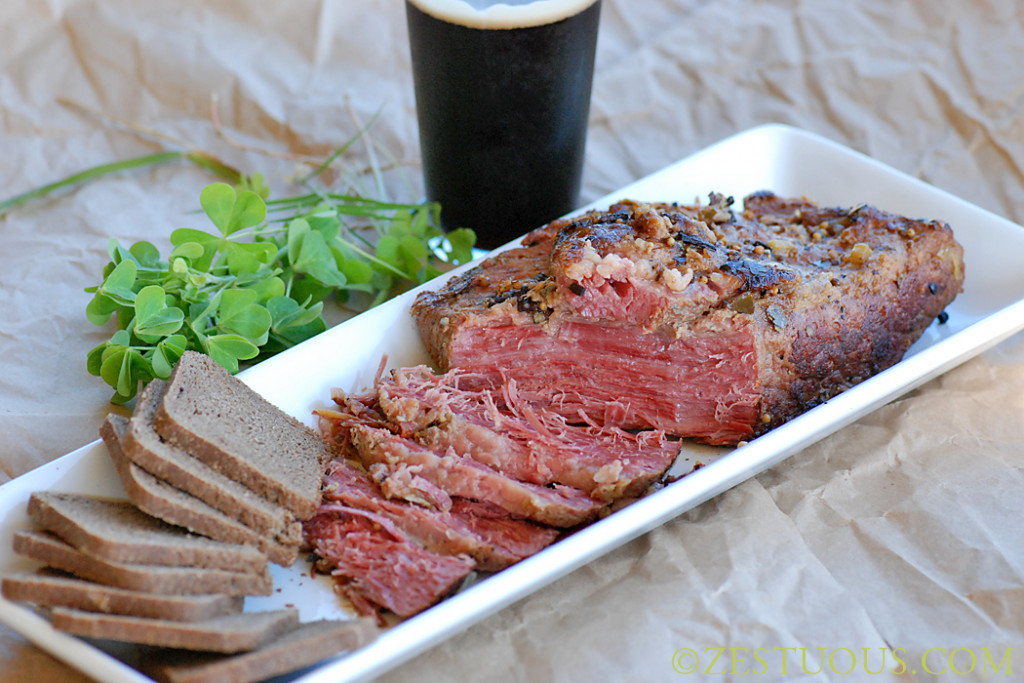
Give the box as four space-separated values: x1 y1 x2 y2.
3 0 1024 682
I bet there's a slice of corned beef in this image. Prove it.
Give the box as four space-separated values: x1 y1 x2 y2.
303 505 474 619
348 424 604 528
447 498 561 564
320 459 557 571
377 366 682 501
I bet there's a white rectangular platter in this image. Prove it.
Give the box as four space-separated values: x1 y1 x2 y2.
3 124 1024 683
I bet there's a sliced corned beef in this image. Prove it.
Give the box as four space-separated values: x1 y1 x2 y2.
320 458 557 571
447 498 561 565
348 424 604 528
377 366 682 501
303 505 474 619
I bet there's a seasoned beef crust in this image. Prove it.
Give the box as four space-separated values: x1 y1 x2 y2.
411 191 965 444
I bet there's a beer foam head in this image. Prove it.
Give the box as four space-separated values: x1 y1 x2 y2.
408 0 599 29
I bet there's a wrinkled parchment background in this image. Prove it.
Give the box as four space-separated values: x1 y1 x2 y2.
2 1 1024 681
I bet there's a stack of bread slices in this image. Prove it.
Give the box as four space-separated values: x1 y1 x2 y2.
3 351 377 683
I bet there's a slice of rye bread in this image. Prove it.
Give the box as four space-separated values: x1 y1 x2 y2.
12 531 272 597
26 491 267 572
102 415 300 567
124 379 302 542
2 571 244 622
143 618 379 683
50 606 300 654
153 351 334 519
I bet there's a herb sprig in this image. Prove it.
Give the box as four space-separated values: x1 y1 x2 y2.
85 181 474 403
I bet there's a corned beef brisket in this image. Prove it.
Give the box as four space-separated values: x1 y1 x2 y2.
411 191 965 444
304 190 964 620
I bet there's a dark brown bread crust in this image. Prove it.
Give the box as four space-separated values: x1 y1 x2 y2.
411 191 965 443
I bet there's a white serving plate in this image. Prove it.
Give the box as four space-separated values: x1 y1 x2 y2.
3 124 1024 683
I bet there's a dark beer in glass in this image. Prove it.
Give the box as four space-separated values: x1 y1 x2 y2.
405 0 601 249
